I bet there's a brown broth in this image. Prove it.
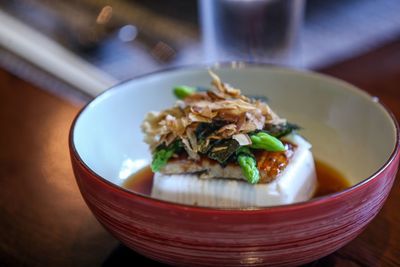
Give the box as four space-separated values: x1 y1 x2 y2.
123 160 351 199
313 160 350 197
123 166 153 195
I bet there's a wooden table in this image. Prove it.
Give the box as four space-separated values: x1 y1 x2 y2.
1 39 399 267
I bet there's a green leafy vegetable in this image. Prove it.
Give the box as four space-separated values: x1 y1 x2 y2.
198 139 213 154
173 86 196 99
250 132 285 152
151 140 182 172
195 121 226 141
236 147 259 184
195 121 228 154
207 139 240 165
263 122 300 138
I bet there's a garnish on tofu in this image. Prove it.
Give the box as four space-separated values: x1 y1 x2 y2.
141 71 300 184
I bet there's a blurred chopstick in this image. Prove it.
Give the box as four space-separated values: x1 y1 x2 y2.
0 9 118 96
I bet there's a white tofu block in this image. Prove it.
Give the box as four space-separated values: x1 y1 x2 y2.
151 134 317 208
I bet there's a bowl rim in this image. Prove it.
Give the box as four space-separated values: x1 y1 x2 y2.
69 62 400 213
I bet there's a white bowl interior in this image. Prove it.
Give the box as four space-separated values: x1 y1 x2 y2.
73 66 397 188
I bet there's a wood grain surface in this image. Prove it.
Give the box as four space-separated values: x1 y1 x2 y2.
0 39 399 267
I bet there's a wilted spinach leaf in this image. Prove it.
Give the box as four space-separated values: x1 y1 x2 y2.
195 121 227 141
207 139 240 165
263 122 301 138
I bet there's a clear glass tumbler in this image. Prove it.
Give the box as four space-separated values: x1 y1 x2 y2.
199 0 305 66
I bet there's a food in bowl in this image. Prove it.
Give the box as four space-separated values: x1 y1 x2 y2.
140 71 319 207
70 66 399 266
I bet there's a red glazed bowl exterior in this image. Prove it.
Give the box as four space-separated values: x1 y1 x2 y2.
70 139 399 267
69 66 400 266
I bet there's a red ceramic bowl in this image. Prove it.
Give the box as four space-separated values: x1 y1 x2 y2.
70 65 399 266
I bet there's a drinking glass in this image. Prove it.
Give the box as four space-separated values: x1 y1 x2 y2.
199 0 305 66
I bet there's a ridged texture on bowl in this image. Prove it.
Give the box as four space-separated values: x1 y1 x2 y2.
71 150 399 267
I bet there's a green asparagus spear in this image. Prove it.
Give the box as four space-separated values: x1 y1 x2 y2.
151 141 182 172
173 86 196 99
236 147 260 184
250 132 285 152
151 147 175 172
